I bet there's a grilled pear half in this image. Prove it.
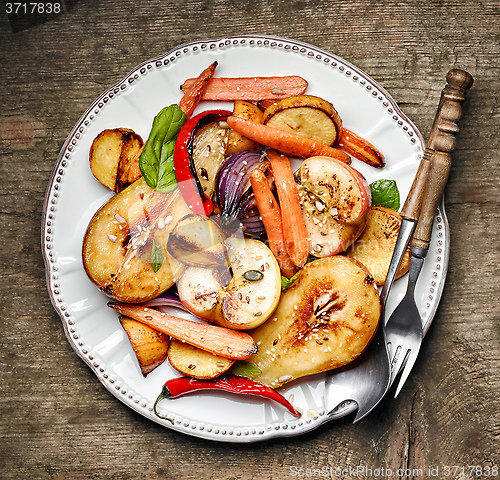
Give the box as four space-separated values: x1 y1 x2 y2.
248 255 381 389
345 206 411 285
263 95 342 146
82 178 192 303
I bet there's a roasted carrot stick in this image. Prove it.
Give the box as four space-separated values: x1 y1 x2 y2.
178 61 218 119
250 169 297 279
180 75 308 101
266 150 309 268
337 128 385 168
226 116 351 163
108 303 257 360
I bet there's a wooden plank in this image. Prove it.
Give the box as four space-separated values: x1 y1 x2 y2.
1 0 498 478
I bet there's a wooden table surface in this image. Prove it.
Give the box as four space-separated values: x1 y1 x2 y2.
1 1 498 478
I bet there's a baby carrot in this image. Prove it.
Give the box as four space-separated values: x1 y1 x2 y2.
180 75 308 101
250 169 297 279
178 61 218 119
226 116 351 163
266 150 309 268
337 128 385 168
108 302 257 360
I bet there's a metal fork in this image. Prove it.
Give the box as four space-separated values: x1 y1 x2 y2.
384 69 474 397
325 69 473 419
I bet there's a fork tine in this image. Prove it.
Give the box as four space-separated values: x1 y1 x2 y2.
393 346 421 397
388 344 409 385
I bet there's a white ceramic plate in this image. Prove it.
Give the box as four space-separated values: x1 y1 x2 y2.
42 35 449 442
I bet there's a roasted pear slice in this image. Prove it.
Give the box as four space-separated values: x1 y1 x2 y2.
120 316 169 376
263 95 342 146
177 237 282 330
249 255 381 389
345 206 411 285
89 128 143 192
82 178 192 303
192 120 229 198
297 156 371 257
167 214 227 268
167 338 234 379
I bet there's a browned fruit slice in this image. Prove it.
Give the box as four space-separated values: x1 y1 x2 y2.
167 338 234 379
263 95 342 146
248 255 381 388
345 206 411 285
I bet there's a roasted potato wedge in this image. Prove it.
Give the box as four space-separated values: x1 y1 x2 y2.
263 95 342 146
167 338 234 379
345 206 410 285
120 316 169 376
226 100 264 155
89 128 144 192
249 255 381 389
82 177 192 303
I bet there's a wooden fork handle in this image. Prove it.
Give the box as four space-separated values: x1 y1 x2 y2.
401 69 474 223
411 69 474 251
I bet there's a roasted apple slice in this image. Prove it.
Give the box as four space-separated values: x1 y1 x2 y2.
167 214 227 268
249 255 381 389
82 177 192 303
192 120 229 198
263 95 342 146
297 155 371 257
345 206 411 285
177 237 282 330
89 128 144 192
167 338 234 379
120 316 169 376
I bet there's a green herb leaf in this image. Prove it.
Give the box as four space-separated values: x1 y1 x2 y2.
230 361 262 378
369 179 401 210
150 239 164 273
281 273 298 291
139 104 186 192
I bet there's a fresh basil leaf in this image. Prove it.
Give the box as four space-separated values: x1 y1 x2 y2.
369 179 401 211
150 239 164 273
281 273 298 291
139 104 186 192
230 361 262 378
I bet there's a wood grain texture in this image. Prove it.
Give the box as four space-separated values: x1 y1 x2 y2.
1 0 498 478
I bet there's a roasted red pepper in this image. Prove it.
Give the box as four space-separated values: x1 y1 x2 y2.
174 109 232 216
153 374 301 420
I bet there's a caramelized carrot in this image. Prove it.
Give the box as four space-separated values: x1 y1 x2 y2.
181 75 308 102
266 150 309 268
178 62 218 119
250 169 298 279
108 303 257 360
226 116 351 163
337 128 385 168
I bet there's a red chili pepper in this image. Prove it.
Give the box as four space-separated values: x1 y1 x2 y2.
153 374 301 420
174 109 232 216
